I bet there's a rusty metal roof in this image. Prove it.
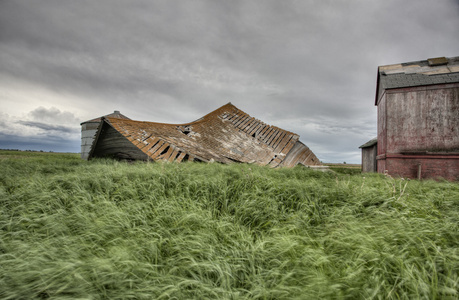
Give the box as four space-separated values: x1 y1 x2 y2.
88 103 321 167
80 110 130 125
375 56 459 105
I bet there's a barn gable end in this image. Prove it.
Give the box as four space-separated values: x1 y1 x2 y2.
374 56 459 180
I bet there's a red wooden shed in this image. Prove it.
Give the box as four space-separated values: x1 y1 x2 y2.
375 56 459 180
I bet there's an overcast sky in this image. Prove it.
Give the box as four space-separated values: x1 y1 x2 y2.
1 0 458 163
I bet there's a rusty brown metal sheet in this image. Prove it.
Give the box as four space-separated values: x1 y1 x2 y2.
89 103 321 167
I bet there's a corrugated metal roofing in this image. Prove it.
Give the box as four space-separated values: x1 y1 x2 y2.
88 103 321 167
359 137 377 149
80 110 130 125
375 56 459 105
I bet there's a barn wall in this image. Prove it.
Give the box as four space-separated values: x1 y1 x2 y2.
385 156 459 181
376 94 387 174
385 85 459 153
378 83 459 180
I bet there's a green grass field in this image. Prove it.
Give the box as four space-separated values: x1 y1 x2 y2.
0 150 458 299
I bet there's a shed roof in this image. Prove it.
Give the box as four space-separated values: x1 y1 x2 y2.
88 103 321 168
375 56 459 105
359 137 377 149
80 110 130 125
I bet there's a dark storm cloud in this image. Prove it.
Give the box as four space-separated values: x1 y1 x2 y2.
18 121 78 135
1 0 459 161
0 132 80 153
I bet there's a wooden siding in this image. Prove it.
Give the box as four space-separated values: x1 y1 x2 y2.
280 141 319 168
361 145 377 173
376 83 459 180
385 86 459 154
90 122 149 161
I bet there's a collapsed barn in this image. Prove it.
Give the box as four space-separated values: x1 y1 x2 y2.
371 56 459 180
81 103 322 168
80 110 131 160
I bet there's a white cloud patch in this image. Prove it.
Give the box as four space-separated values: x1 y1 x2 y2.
27 106 80 125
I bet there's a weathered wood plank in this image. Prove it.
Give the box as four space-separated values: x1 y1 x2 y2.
235 114 250 127
232 113 246 123
227 113 239 122
248 122 263 136
153 143 172 160
240 118 255 131
165 147 179 162
279 139 297 156
147 140 166 157
269 156 282 167
245 119 260 133
271 131 286 148
146 140 164 155
260 127 274 141
273 134 292 153
132 139 144 147
266 129 281 145
176 152 187 163
140 136 160 153
258 126 271 139
237 116 252 129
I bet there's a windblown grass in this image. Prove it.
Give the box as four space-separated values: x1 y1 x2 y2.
0 151 458 299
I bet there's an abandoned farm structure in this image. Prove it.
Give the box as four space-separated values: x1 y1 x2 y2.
80 110 130 160
371 56 459 180
359 138 377 173
81 103 322 168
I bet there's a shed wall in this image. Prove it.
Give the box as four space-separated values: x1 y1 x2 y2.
361 145 377 173
385 86 459 153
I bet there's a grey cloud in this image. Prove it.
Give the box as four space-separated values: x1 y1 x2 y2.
1 0 458 162
0 132 79 152
28 107 79 124
18 121 79 134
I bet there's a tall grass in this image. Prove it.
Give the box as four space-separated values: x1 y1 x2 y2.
0 151 458 299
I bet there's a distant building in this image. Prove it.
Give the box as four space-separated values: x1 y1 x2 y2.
83 103 322 168
80 111 130 160
374 56 459 180
359 138 377 173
